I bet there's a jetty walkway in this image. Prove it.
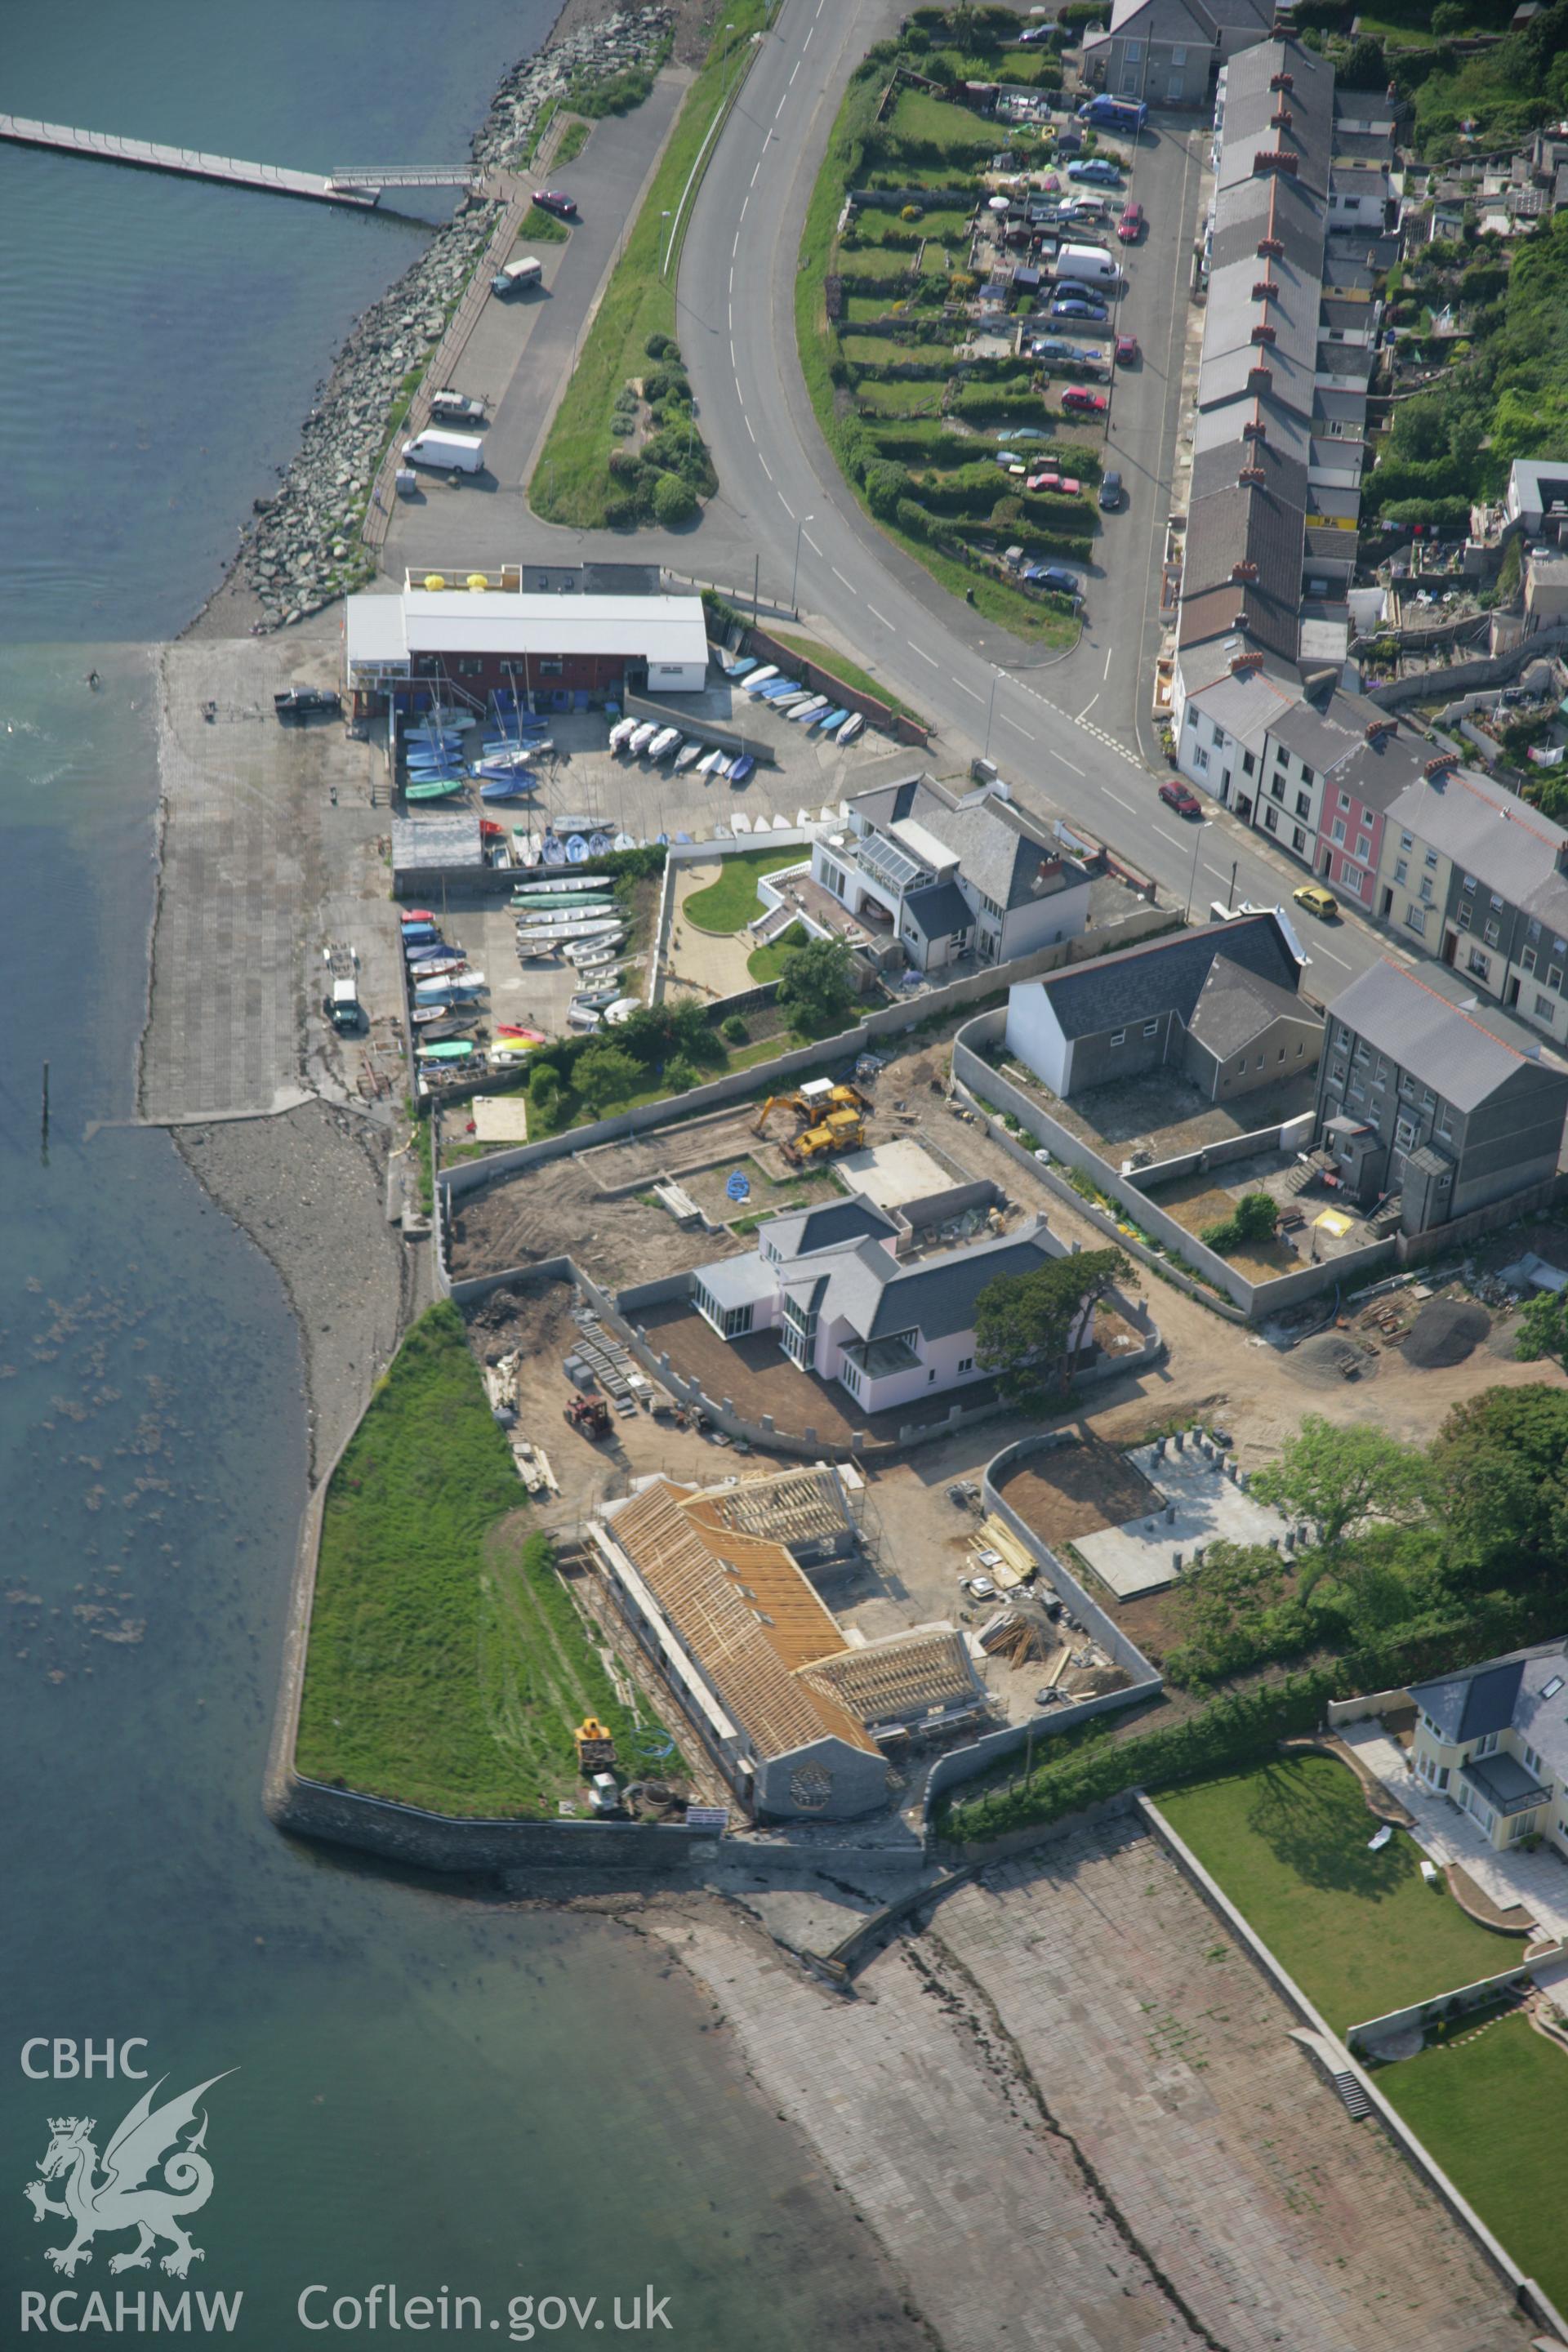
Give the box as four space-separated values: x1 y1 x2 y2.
0 115 480 208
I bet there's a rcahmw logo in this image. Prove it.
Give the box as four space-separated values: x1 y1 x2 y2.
20 2042 242 2335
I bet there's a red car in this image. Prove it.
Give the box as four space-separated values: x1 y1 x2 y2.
1062 385 1107 413
1115 333 1139 365
1160 779 1203 818
1026 470 1061 492
1117 202 1145 243
1058 475 1082 495
532 189 577 218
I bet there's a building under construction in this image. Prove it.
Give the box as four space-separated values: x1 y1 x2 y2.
586 1465 989 1821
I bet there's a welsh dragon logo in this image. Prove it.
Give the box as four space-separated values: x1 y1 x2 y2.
24 2074 234 2279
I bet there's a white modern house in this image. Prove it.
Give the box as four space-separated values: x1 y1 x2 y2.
1407 1642 1568 1858
807 774 1092 973
689 1196 1062 1415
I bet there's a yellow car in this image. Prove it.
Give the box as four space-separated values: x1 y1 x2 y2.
1293 883 1339 921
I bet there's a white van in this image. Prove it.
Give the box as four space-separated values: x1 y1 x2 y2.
492 255 543 296
401 430 484 474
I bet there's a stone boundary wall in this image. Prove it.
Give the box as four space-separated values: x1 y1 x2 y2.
1394 1169 1568 1265
744 624 932 748
1346 1950 1564 2056
1365 622 1568 710
1138 1794 1568 2347
270 1772 712 1874
952 1008 1397 1319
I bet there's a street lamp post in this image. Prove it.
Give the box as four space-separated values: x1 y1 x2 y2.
659 208 673 275
1183 818 1210 924
983 668 1000 760
791 514 813 615
722 21 737 102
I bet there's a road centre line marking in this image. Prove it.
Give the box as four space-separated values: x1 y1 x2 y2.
832 567 854 588
761 458 774 482
1319 947 1352 969
804 532 822 555
790 58 800 81
745 415 755 443
775 93 787 118
777 488 791 512
867 604 892 626
751 159 762 186
999 715 1036 741
911 644 938 665
1102 642 1114 679
1054 751 1085 777
1102 786 1136 811
951 678 983 702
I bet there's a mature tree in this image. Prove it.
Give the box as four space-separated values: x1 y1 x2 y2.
974 1247 1128 1409
1432 1386 1568 1571
1169 1541 1289 1682
1512 1286 1568 1369
777 934 856 1032
666 994 725 1067
572 1042 642 1116
1250 1414 1428 1573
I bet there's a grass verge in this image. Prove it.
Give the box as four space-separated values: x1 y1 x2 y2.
296 1303 637 1815
748 920 808 982
684 845 803 933
768 631 929 728
532 2 773 527
1378 2014 1568 2314
1158 1756 1510 2035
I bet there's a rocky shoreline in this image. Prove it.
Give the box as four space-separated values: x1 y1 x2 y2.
229 1 675 633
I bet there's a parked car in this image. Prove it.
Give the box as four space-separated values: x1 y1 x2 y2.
1117 202 1145 243
1068 157 1124 186
1028 565 1081 595
1052 296 1107 321
1160 779 1202 817
1062 385 1107 413
1115 333 1140 365
1058 475 1082 495
1099 469 1124 509
1025 470 1061 492
1293 882 1340 921
532 189 577 217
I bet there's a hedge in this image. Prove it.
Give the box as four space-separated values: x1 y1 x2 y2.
940 1601 1568 1844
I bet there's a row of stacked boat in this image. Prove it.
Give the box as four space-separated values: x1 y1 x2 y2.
513 871 626 985
608 716 755 786
722 657 866 744
402 707 555 806
401 911 540 1072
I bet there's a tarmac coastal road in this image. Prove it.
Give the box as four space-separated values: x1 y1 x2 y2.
390 0 1419 1005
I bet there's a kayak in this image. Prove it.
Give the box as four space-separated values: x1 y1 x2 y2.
406 778 466 801
416 1039 476 1062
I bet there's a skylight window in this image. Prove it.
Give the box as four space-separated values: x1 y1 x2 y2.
1543 1674 1564 1700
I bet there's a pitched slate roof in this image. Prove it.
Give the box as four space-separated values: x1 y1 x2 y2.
1188 956 1312 1058
1410 1639 1568 1782
1325 960 1568 1109
761 1198 898 1262
903 877 974 940
847 775 1076 915
1024 912 1303 1042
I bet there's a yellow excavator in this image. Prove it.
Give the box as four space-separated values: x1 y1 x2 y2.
752 1079 871 1165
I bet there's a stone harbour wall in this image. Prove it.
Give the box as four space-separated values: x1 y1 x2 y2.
237 4 675 630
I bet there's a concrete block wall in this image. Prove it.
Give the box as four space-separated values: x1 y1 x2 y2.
952 1010 1398 1320
1345 1955 1561 2056
273 1774 713 1874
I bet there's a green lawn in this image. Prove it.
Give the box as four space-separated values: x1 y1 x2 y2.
747 920 808 983
683 846 802 933
296 1303 639 1815
1380 2016 1568 2314
1158 1756 1512 2034
519 203 570 246
531 1 771 526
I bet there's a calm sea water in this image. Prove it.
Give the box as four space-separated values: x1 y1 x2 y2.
0 12 901 2342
